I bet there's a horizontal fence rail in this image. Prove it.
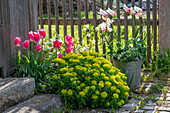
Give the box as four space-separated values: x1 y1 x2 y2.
38 0 159 62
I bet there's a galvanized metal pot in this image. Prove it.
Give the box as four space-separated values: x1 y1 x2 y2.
113 59 142 89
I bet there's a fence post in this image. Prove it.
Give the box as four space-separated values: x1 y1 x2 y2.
0 0 38 78
159 0 170 55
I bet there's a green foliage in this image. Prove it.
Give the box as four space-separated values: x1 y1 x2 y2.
12 49 52 91
151 49 170 76
149 84 164 94
43 52 130 109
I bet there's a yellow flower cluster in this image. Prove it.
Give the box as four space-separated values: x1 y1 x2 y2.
92 95 98 100
101 92 107 98
103 64 111 69
52 58 66 65
98 81 104 88
105 81 112 87
92 63 100 69
91 80 97 85
79 91 86 97
113 93 119 99
52 52 130 108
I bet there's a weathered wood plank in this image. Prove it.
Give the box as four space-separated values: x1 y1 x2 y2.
131 0 135 38
139 0 143 40
85 0 89 44
100 0 106 58
62 0 67 37
147 0 151 62
93 0 98 52
69 0 74 37
46 0 52 38
153 0 157 61
77 0 82 44
39 18 159 26
54 0 59 34
109 0 113 62
39 0 43 29
124 0 128 41
116 0 121 42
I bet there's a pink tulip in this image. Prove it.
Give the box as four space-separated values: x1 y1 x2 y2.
22 40 30 49
123 4 131 14
134 6 142 13
138 13 143 17
102 16 108 21
66 40 75 48
28 31 34 41
65 35 72 44
34 44 41 52
38 29 46 39
99 22 106 32
66 48 73 54
33 32 40 43
98 8 109 17
53 40 62 50
130 7 136 16
106 8 116 16
14 37 21 47
58 53 62 58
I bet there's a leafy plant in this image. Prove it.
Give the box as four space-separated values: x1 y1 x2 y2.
44 52 130 109
151 49 170 76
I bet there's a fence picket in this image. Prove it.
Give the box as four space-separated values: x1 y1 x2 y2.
69 0 74 37
77 0 82 45
116 0 121 42
147 0 151 62
100 0 106 58
85 0 89 44
39 0 43 29
153 0 157 61
109 0 113 62
54 0 59 34
93 0 98 52
139 0 143 40
62 0 67 37
131 0 135 38
124 0 128 41
46 0 52 38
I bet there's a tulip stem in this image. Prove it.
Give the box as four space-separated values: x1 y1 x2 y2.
56 50 58 58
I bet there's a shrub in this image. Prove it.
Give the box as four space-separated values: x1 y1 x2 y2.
45 52 130 109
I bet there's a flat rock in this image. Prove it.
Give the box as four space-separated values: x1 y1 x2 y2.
134 110 144 113
166 97 170 101
3 94 63 113
143 106 155 110
166 93 170 97
158 107 170 112
147 102 157 106
0 78 35 112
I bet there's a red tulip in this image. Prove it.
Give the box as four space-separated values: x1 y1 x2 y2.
65 35 72 44
66 40 75 48
14 37 21 47
66 48 73 54
58 53 62 58
53 40 62 50
34 44 41 52
28 31 34 41
22 40 30 49
38 29 46 39
33 32 40 43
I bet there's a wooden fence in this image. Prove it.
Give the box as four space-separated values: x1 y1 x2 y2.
38 0 159 62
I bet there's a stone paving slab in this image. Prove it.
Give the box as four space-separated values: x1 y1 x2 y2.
3 94 63 113
0 78 35 112
166 97 170 101
158 107 170 112
143 106 155 110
